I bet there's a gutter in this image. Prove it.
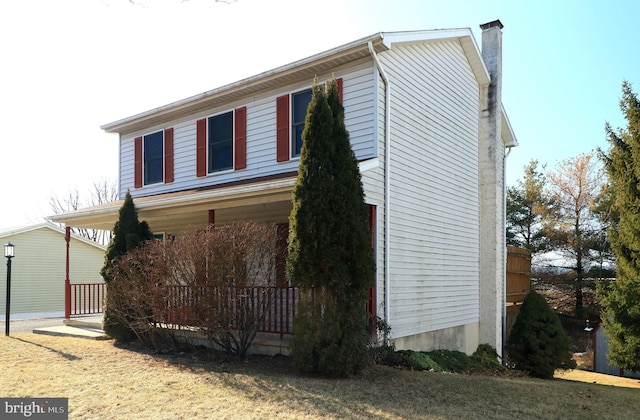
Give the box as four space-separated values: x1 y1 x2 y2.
368 41 392 343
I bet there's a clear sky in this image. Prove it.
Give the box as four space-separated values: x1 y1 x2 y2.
1 0 638 229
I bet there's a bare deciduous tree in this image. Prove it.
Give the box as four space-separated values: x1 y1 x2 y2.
542 152 605 316
49 178 118 245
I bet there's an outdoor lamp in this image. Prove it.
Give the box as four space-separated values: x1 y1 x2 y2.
5 242 14 258
5 242 14 336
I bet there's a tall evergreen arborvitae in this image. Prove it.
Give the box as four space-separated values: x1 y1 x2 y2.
599 81 640 372
101 190 153 341
288 79 374 377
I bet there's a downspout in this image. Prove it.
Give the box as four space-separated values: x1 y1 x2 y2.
368 40 392 343
502 145 513 361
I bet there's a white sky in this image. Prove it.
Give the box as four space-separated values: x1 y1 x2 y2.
1 0 639 229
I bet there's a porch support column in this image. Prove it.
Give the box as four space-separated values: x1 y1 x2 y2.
64 226 71 319
208 209 215 232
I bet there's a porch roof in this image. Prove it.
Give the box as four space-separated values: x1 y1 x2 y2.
49 175 297 234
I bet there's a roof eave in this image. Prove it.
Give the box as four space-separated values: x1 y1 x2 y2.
501 104 518 148
381 28 491 86
0 222 107 250
101 33 387 135
101 27 493 135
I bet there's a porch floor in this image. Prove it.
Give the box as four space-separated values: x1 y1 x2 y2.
33 316 107 340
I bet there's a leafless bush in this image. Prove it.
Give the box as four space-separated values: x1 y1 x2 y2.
107 222 279 357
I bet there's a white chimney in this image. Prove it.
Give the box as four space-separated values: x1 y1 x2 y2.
478 19 506 357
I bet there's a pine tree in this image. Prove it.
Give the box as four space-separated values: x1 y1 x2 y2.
506 160 550 252
507 291 575 379
288 79 374 377
101 190 153 341
599 81 640 372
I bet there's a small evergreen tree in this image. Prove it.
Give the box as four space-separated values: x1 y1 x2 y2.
507 291 575 379
101 190 153 341
288 79 374 377
599 81 640 371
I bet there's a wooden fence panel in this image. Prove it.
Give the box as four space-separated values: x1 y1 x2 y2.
506 246 531 304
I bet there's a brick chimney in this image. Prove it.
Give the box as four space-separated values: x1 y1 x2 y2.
478 19 506 357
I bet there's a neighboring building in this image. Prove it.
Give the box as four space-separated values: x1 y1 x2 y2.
593 325 640 379
50 21 517 355
0 223 105 320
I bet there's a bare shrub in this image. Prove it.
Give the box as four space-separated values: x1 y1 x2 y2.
106 249 170 348
107 222 279 357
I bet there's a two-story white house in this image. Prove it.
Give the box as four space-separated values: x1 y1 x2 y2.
51 20 517 356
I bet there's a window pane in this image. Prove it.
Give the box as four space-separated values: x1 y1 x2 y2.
292 89 312 124
144 131 164 185
208 111 233 172
292 89 312 157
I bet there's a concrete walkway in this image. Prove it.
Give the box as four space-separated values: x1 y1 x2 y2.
1 316 107 339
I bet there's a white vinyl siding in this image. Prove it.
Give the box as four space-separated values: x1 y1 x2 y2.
119 65 377 198
380 40 481 338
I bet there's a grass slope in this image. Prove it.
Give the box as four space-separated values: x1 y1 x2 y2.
1 334 638 419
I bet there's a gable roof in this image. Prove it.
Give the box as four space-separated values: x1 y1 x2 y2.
0 222 107 251
101 28 496 137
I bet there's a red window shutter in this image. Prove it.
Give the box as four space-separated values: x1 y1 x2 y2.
336 78 343 103
164 128 174 183
234 107 247 170
196 119 207 177
134 136 143 188
276 94 290 162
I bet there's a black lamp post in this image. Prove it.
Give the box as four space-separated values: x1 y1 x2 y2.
5 242 14 336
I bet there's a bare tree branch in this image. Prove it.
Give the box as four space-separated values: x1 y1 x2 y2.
49 178 118 245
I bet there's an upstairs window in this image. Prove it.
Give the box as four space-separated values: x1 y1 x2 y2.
291 88 312 157
143 131 164 185
276 78 342 162
196 107 246 177
208 111 234 172
134 128 173 188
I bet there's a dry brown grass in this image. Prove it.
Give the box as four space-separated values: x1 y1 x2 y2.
555 369 640 389
1 333 639 419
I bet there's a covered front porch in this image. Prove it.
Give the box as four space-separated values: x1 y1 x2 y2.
50 175 377 351
50 175 298 235
51 175 297 321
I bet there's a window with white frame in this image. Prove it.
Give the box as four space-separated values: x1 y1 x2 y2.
208 111 234 172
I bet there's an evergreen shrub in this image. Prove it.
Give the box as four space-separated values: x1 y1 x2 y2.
507 291 576 379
